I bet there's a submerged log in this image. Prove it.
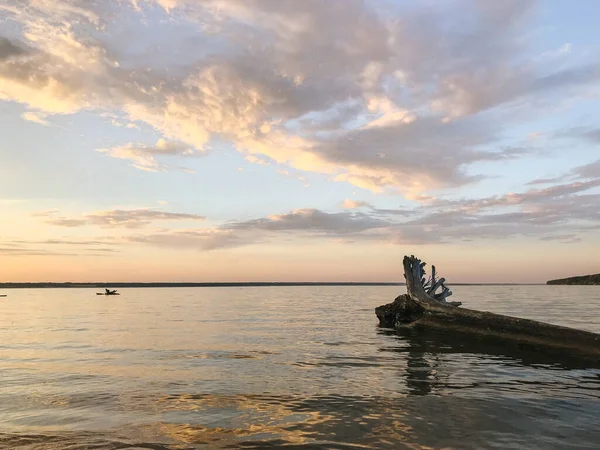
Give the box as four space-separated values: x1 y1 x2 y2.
376 255 600 359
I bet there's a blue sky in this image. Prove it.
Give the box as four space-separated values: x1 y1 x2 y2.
1 0 599 282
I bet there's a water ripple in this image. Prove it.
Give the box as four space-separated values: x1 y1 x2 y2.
0 286 599 449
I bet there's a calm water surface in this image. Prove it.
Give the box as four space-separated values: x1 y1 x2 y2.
0 286 599 449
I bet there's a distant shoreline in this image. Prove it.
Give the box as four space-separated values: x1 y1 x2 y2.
0 282 544 289
547 274 600 285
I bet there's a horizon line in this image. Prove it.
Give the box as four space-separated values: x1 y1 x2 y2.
0 281 547 288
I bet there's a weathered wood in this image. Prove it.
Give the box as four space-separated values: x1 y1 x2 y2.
376 255 600 359
403 255 460 307
429 277 445 296
436 285 452 302
429 265 436 292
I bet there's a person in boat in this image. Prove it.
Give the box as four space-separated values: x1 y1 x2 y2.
104 288 118 295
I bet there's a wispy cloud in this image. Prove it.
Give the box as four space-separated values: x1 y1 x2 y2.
538 43 572 61
21 111 51 126
0 245 118 257
342 199 371 209
0 237 119 258
126 229 249 251
526 157 600 185
42 208 205 228
229 208 389 234
46 218 88 228
32 209 60 217
29 170 598 254
0 246 77 257
13 239 117 246
576 160 600 179
540 234 581 243
97 139 198 172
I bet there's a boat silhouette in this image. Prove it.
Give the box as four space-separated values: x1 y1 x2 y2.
97 289 119 296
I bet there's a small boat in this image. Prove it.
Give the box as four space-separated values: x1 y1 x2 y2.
97 289 120 296
0 294 6 297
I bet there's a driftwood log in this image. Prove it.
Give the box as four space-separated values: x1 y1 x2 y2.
376 255 600 359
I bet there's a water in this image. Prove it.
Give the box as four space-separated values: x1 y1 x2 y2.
0 285 599 449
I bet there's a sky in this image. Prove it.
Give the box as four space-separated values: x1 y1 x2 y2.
1 0 599 283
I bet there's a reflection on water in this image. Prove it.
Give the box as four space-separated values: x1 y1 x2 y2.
0 286 599 449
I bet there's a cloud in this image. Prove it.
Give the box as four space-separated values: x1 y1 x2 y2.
47 218 88 227
531 64 600 95
43 208 205 228
526 176 565 186
0 246 77 257
540 234 581 243
13 239 117 246
0 237 119 257
342 199 370 209
422 178 600 214
342 198 417 217
21 111 51 126
29 168 600 254
526 157 600 185
557 126 600 144
231 176 600 246
576 160 600 179
275 167 311 186
228 208 390 236
32 209 60 217
122 209 391 251
3 1 599 194
97 139 198 172
0 244 118 257
538 43 572 61
75 167 600 251
218 178 599 245
0 37 29 60
378 176 600 244
127 229 249 251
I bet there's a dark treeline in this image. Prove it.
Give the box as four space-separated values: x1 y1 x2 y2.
547 274 600 285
